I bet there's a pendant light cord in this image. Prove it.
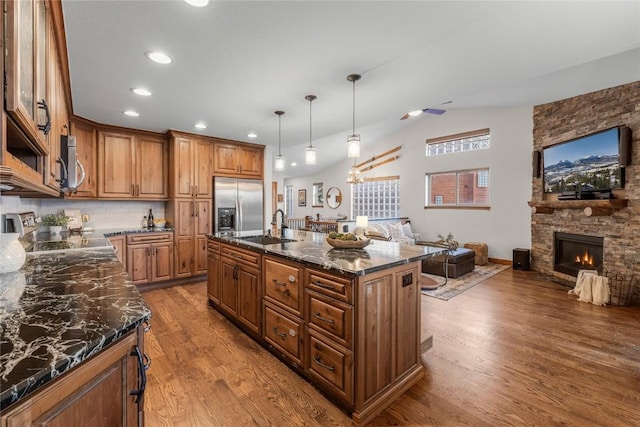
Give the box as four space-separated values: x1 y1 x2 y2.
278 114 282 156
309 98 313 148
352 79 356 135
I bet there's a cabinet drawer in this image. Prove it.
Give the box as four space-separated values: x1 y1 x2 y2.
306 329 353 404
264 302 303 365
207 240 220 253
306 290 352 348
126 232 172 245
305 268 353 304
264 257 303 316
221 244 261 269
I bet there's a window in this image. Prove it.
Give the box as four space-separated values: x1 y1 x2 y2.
284 185 293 217
352 176 399 218
425 169 490 208
426 128 490 157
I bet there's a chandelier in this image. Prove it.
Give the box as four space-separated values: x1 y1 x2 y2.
346 161 364 184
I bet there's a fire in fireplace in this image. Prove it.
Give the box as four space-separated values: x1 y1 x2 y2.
554 232 603 277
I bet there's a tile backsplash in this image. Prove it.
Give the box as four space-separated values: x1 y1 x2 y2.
1 196 166 232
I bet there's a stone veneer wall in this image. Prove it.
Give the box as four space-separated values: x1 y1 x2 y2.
531 81 640 286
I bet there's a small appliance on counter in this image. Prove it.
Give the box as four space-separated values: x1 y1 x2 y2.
5 212 39 237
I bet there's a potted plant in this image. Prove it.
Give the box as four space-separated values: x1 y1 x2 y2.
436 232 459 250
41 212 69 234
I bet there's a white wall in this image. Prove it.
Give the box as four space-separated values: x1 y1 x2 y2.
285 107 533 260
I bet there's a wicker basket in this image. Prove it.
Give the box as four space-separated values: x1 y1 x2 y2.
326 237 370 249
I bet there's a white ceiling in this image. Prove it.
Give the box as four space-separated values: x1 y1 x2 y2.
62 1 640 178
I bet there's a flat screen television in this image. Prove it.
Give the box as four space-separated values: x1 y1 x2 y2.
543 127 627 194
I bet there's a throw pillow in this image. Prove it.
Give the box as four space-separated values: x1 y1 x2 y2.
388 222 405 240
374 223 391 238
402 222 414 239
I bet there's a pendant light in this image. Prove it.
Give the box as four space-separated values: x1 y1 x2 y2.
347 73 361 158
305 95 317 165
274 111 285 172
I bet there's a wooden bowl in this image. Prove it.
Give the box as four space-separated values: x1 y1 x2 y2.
325 237 371 249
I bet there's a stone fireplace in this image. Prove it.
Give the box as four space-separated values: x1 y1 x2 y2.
530 81 640 288
553 232 603 277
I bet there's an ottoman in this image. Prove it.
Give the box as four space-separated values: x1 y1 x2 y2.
422 248 476 278
463 242 488 265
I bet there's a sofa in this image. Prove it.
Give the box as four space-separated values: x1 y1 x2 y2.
364 219 418 244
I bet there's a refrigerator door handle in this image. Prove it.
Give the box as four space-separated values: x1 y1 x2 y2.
236 197 242 232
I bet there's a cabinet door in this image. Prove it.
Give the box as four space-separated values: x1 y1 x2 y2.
108 235 126 267
213 143 239 175
194 200 211 236
127 244 151 284
70 120 98 198
99 132 135 198
174 200 194 238
237 265 261 335
5 0 49 155
172 137 193 198
174 237 193 279
194 139 213 197
207 250 220 304
194 235 209 276
238 146 263 177
220 259 238 314
136 136 167 199
151 242 173 282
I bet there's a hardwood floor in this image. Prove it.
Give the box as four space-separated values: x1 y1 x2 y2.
141 269 640 426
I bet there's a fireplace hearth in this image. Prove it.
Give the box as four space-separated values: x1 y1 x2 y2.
554 232 603 277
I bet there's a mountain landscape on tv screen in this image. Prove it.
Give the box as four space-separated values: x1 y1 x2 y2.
544 154 621 193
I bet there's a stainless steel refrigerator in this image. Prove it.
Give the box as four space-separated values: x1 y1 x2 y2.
213 177 263 233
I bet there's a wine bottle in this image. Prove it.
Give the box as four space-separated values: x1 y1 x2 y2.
148 209 154 228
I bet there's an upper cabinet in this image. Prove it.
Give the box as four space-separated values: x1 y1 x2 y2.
98 130 168 200
213 142 263 178
68 118 98 198
5 0 51 156
169 133 213 199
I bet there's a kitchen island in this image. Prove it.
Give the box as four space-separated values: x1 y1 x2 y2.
207 229 444 425
0 248 151 426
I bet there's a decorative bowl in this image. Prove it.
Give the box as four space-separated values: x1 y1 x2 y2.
153 220 167 228
325 237 370 249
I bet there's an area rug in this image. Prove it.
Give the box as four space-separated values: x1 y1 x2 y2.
420 262 510 300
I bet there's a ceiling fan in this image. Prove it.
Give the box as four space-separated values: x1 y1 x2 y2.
400 108 446 120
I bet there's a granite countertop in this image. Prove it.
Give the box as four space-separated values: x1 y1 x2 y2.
0 249 151 410
210 229 445 276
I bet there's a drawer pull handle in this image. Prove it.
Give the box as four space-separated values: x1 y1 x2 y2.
313 312 335 324
143 320 151 333
313 280 335 290
313 355 335 371
272 278 287 287
272 327 287 338
231 254 244 260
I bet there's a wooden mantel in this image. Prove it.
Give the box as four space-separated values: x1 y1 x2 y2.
528 199 628 216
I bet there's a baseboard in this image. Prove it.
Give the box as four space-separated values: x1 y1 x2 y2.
488 257 511 265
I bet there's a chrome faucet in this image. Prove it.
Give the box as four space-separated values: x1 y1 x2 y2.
271 209 288 238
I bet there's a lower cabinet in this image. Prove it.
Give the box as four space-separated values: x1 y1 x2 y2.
0 326 147 427
107 235 126 266
206 240 221 304
216 243 262 336
126 232 174 285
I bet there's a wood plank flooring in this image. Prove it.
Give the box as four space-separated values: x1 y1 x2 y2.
141 269 640 426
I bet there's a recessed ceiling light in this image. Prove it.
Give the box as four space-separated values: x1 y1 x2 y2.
291 162 297 167
184 0 210 7
408 110 423 117
123 110 139 117
145 50 173 65
131 88 152 96
194 122 207 129
247 132 257 139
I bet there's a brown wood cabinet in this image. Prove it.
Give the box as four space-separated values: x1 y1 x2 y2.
107 235 126 267
217 243 262 337
167 199 210 278
213 142 263 178
208 245 424 425
68 118 98 198
206 240 221 304
169 133 213 199
98 131 168 199
0 326 146 427
126 232 174 285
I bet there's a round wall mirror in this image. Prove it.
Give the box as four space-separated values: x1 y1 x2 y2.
326 187 342 209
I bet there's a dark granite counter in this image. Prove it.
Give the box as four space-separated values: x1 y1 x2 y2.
209 229 445 276
0 249 151 410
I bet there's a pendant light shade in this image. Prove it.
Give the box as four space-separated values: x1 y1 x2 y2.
274 111 285 172
305 95 317 165
347 74 362 158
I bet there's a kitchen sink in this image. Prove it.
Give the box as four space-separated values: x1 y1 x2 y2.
238 235 297 245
